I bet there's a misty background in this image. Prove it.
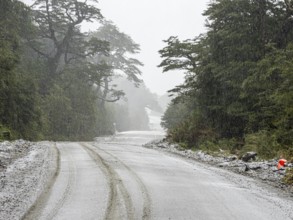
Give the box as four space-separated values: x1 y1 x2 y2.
1 0 293 161
17 0 210 134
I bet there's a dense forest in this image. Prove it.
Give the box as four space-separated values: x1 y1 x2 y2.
160 0 293 159
2 0 293 161
0 0 160 141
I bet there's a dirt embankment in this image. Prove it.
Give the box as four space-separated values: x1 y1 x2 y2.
0 140 57 220
144 140 293 196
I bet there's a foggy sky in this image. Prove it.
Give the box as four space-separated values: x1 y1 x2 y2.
98 0 210 95
21 0 210 95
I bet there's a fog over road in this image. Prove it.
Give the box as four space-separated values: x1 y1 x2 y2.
25 131 293 220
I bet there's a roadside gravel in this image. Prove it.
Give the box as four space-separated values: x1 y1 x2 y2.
144 139 293 196
0 141 57 220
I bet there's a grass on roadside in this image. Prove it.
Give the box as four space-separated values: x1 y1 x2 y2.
283 168 293 185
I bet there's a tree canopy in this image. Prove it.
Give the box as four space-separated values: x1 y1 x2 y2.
0 0 144 141
160 0 293 159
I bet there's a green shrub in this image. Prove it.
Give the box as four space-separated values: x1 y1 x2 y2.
199 140 219 153
241 131 280 159
0 125 12 141
177 142 189 151
278 148 293 163
217 138 242 153
283 168 293 185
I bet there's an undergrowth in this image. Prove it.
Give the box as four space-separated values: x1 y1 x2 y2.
283 168 293 185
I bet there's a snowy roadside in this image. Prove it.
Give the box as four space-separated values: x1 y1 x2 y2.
0 140 57 220
144 139 293 196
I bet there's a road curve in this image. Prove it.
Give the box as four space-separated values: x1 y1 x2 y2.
25 131 293 220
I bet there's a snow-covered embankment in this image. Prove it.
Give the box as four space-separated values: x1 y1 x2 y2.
0 140 57 220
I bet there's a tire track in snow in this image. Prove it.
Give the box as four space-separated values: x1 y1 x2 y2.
25 144 77 220
45 144 76 220
89 142 152 220
81 143 135 220
93 143 152 220
22 143 60 220
43 144 77 220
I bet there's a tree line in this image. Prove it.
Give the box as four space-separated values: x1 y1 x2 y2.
0 0 156 141
160 0 293 159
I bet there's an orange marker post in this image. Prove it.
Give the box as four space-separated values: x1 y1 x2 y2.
277 159 287 170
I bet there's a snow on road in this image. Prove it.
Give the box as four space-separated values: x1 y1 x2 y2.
1 132 293 220
0 141 57 220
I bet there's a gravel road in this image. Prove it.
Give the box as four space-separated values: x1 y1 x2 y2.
1 131 293 219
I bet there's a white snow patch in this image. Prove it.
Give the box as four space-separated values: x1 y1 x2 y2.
118 130 165 136
145 107 164 131
0 141 57 220
6 149 39 172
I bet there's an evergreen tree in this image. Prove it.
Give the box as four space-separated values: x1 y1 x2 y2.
159 0 293 157
0 0 42 139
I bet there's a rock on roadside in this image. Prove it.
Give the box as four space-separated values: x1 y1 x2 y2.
0 141 57 220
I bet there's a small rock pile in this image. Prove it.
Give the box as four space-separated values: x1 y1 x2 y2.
144 139 293 194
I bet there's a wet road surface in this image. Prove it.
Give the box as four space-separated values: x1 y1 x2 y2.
25 131 293 220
